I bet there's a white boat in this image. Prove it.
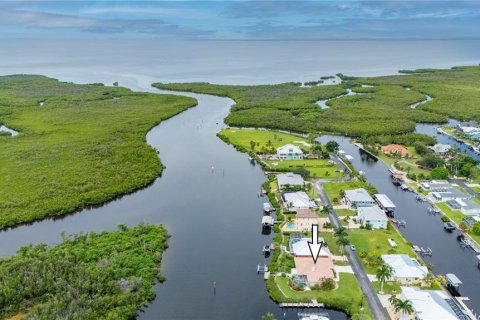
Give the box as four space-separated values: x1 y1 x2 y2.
263 202 274 213
298 312 330 320
401 184 408 190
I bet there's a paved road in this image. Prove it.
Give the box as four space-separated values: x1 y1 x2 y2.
315 180 389 320
450 178 480 199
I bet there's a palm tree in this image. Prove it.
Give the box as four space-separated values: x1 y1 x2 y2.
376 264 393 293
334 226 348 238
336 235 350 255
393 298 414 317
388 294 397 305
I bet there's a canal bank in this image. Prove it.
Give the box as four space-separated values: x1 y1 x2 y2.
317 135 480 315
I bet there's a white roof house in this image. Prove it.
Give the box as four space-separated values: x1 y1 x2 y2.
381 254 428 280
277 173 305 188
283 192 317 211
429 144 452 155
429 188 469 202
419 180 451 192
345 188 375 207
277 144 304 160
290 237 331 257
401 287 459 320
357 206 388 229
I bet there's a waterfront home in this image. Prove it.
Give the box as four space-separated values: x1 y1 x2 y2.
277 144 304 160
419 180 451 192
289 234 335 285
429 188 469 202
429 143 452 156
344 188 375 208
400 286 469 320
283 191 317 211
380 144 412 158
277 173 305 189
447 198 480 215
356 206 388 229
381 254 428 284
283 209 321 232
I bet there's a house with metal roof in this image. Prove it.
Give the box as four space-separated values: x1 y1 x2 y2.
419 180 451 192
283 191 317 211
429 188 470 202
277 144 304 160
277 173 305 189
381 254 428 283
447 198 480 215
344 188 375 208
400 287 466 320
357 206 388 229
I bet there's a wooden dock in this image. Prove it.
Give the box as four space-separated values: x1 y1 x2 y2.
279 300 324 308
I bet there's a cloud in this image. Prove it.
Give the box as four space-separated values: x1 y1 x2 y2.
0 1 215 38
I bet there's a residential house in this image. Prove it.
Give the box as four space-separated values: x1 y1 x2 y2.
289 234 335 286
380 144 412 158
283 191 317 211
344 188 376 208
447 198 480 215
357 206 388 229
429 188 469 202
381 254 428 284
419 180 451 192
277 173 305 189
429 144 452 156
277 144 304 160
401 286 469 320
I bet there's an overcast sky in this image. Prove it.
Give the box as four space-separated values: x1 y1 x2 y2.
1 1 479 40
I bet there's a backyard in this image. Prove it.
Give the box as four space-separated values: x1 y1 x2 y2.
270 274 373 319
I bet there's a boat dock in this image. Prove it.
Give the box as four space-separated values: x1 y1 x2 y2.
279 300 325 309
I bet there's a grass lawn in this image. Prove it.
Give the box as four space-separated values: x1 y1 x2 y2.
218 128 310 153
265 159 342 179
372 281 401 294
469 186 480 194
349 228 417 273
0 75 196 230
321 232 342 255
323 180 371 202
377 147 430 176
272 274 373 319
336 209 356 216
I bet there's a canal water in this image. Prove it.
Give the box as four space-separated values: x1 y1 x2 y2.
317 135 480 314
416 119 480 161
0 89 346 320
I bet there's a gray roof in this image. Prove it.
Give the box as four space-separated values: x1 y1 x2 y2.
374 194 396 209
432 188 469 199
277 144 303 155
277 173 305 187
357 206 388 221
345 188 374 203
455 198 480 211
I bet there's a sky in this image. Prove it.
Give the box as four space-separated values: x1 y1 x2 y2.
0 1 479 40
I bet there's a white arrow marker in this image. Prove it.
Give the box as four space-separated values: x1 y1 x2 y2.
307 224 323 264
